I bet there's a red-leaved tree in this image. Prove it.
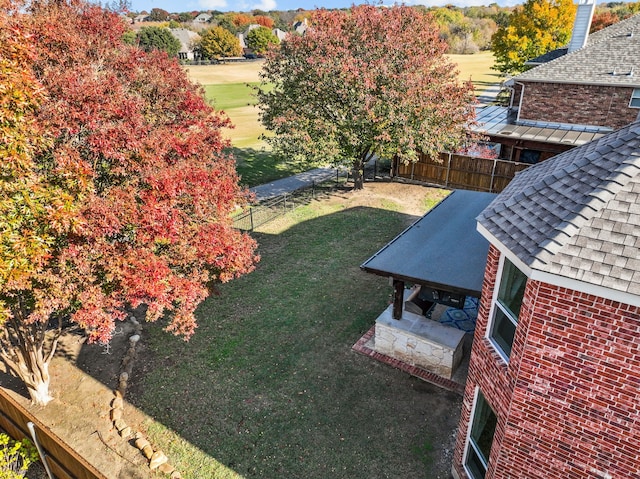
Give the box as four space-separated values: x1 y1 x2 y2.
0 0 258 405
258 4 475 189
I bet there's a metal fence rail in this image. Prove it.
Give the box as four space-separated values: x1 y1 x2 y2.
233 160 392 232
234 180 333 231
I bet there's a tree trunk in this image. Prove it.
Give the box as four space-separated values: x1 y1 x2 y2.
2 340 56 406
24 363 54 406
1 312 60 406
352 158 365 190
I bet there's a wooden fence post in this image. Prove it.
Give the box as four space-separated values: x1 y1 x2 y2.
490 158 498 193
445 152 452 188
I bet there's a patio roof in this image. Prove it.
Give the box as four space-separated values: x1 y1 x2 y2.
361 189 496 298
471 106 610 147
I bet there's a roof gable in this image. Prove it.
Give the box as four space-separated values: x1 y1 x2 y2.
477 121 640 295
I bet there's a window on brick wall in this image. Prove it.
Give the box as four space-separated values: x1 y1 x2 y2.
630 89 640 108
464 390 497 479
488 256 527 361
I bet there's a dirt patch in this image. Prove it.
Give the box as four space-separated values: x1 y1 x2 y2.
1 181 457 479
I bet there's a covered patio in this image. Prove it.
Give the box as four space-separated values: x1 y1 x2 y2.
357 189 496 385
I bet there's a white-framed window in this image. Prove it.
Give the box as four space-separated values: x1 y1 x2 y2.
464 389 498 479
487 256 527 361
630 88 640 108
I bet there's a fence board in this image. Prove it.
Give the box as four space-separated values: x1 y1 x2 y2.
396 153 529 193
0 388 106 479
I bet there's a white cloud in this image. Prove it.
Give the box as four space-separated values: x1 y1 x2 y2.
199 0 228 9
251 0 277 10
235 0 277 11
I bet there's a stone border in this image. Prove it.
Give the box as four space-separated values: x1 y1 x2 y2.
109 315 182 478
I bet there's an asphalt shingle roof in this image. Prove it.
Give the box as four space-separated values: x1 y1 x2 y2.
515 14 640 87
477 121 640 295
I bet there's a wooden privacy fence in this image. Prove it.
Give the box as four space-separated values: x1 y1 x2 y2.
395 152 530 193
0 387 105 479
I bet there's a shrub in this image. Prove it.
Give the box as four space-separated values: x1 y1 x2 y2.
0 434 39 479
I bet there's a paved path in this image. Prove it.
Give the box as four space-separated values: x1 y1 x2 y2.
475 84 502 107
250 167 339 201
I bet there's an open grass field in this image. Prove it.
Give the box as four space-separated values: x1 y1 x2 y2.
182 52 497 187
447 51 500 95
129 182 461 479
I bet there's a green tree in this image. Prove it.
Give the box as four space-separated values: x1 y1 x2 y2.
199 26 242 59
491 0 577 75
137 25 181 57
148 7 169 21
246 26 279 55
257 4 475 190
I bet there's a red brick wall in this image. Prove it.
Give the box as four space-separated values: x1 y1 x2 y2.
453 246 640 479
517 82 639 129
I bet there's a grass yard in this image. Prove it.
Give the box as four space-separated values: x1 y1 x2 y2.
129 183 460 479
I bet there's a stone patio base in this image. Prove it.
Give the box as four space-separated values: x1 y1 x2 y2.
373 304 465 379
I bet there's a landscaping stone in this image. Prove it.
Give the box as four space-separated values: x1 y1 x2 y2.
135 437 150 451
142 444 154 459
149 450 168 469
114 418 127 432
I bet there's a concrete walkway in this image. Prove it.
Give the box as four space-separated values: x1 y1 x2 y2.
475 84 502 107
249 167 339 202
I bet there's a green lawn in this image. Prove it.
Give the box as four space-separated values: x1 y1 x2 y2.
206 83 260 111
132 190 462 479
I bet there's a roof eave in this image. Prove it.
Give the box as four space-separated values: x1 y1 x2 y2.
476 222 640 307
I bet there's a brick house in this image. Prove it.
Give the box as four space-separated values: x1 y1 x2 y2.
452 120 640 478
473 10 640 164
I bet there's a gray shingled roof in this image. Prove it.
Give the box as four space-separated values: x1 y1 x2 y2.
515 14 640 87
477 121 640 295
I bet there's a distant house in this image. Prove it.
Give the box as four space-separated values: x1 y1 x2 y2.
170 28 200 61
293 18 308 35
237 32 247 49
470 5 640 164
193 12 212 23
133 14 148 23
452 120 640 478
273 28 287 42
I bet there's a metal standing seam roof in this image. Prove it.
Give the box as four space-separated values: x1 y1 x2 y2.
477 120 640 296
361 190 497 297
470 105 609 147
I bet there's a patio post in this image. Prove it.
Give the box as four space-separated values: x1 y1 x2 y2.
392 279 404 320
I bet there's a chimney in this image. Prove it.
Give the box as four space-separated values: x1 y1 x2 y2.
568 0 596 53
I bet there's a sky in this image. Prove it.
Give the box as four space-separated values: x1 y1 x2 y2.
130 0 521 17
